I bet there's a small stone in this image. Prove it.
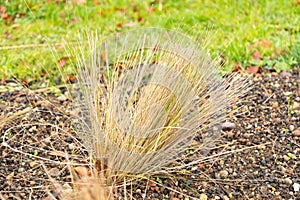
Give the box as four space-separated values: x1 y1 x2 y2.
221 122 236 131
223 195 230 200
293 182 300 192
29 181 35 186
215 196 221 200
219 170 229 178
260 186 268 193
284 91 293 96
226 130 234 138
243 133 251 139
28 126 37 133
289 125 295 131
199 193 208 200
148 180 156 187
274 83 280 88
136 189 141 193
283 177 293 185
48 167 60 177
272 102 279 108
292 128 300 137
291 116 297 121
283 155 290 161
57 94 67 101
63 183 72 190
68 143 75 150
18 167 25 173
294 102 300 109
29 161 39 168
280 71 292 77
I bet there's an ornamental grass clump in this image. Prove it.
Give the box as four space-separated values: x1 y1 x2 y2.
63 28 247 199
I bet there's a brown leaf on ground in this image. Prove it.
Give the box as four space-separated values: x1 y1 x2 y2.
137 15 143 22
0 5 6 15
245 66 260 74
251 49 261 60
232 62 242 73
68 75 77 83
57 57 68 68
255 39 273 50
21 79 28 85
116 22 123 28
98 10 103 16
2 13 9 20
146 8 155 13
93 0 99 5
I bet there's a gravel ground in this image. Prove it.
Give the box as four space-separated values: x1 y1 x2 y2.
0 67 299 200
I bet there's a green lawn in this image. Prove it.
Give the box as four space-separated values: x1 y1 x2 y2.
0 0 299 88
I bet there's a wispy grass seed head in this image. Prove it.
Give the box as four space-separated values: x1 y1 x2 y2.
71 28 247 176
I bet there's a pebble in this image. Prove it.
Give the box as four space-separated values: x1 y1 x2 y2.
243 133 251 139
29 161 39 168
221 122 236 131
292 128 300 137
18 167 25 173
279 71 292 77
289 125 295 131
293 182 300 192
283 155 290 161
283 91 293 96
29 181 35 186
136 189 141 193
57 94 67 101
223 195 230 200
48 167 60 177
219 170 229 178
226 130 234 138
283 177 293 185
215 196 221 200
199 193 208 200
148 180 156 187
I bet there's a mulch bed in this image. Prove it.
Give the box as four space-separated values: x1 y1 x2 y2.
0 67 299 200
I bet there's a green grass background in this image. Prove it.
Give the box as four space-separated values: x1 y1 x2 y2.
0 0 299 88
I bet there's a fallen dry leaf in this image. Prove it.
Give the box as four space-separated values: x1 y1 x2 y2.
256 39 273 50
116 22 123 28
251 49 261 60
57 57 68 68
68 75 77 83
245 66 260 74
93 0 99 5
0 5 6 15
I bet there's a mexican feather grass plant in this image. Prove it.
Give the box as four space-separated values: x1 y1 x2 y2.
61 28 248 199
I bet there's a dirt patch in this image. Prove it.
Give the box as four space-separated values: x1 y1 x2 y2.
0 67 299 199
